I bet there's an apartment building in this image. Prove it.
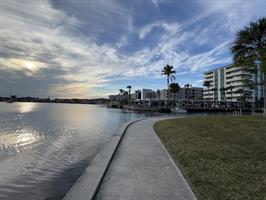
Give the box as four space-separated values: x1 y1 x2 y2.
160 87 203 100
203 64 263 102
141 89 156 100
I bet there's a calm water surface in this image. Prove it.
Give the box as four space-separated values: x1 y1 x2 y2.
0 102 159 200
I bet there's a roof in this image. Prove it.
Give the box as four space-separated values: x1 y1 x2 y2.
204 64 233 74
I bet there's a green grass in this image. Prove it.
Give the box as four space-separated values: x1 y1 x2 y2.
154 116 266 200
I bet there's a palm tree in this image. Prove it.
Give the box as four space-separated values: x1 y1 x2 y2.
119 89 124 95
156 89 161 99
161 64 176 100
119 89 124 102
169 83 180 101
126 85 132 102
203 81 211 100
231 17 266 116
184 84 192 100
122 91 128 96
121 90 128 104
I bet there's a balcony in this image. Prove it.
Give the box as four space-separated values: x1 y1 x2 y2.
204 72 214 78
226 70 246 78
225 66 242 73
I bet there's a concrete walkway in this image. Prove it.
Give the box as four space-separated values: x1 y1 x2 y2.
95 118 197 200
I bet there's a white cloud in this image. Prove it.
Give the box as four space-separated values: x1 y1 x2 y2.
0 0 128 98
201 0 266 32
151 0 159 7
0 0 265 97
139 21 180 39
116 35 128 48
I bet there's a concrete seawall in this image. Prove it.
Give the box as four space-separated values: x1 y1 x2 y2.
63 119 144 200
63 117 197 200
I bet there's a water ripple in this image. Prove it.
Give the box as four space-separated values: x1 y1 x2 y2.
0 102 157 200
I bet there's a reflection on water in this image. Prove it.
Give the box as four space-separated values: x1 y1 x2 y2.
18 102 37 113
0 128 41 151
0 102 159 200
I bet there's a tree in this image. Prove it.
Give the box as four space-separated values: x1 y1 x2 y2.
118 89 124 102
203 81 211 100
156 89 160 99
120 90 128 104
184 84 192 100
161 64 176 87
169 83 180 100
122 91 128 96
126 85 132 102
231 17 266 116
119 89 124 95
161 64 176 100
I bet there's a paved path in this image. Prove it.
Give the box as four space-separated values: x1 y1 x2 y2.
95 118 197 200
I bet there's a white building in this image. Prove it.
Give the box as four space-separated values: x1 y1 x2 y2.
159 87 203 100
130 90 141 100
203 64 263 102
141 89 156 100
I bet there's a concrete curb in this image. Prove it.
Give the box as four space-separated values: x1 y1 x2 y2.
94 117 198 200
63 118 145 200
152 118 198 200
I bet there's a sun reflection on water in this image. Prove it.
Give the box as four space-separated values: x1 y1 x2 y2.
0 128 41 151
18 103 37 113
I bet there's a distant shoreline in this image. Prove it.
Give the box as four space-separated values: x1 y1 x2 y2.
0 98 109 105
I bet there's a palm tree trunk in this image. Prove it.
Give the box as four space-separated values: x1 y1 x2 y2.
263 77 266 117
128 89 131 104
167 77 169 106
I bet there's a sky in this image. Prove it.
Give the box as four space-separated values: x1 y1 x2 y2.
0 0 265 98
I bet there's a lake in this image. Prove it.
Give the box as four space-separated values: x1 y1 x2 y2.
0 102 160 200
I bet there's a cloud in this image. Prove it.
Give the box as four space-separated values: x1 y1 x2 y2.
0 0 265 97
151 0 158 7
0 58 47 76
200 0 266 32
139 21 179 39
0 0 127 98
116 35 128 48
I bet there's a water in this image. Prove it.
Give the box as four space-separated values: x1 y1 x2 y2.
0 102 159 200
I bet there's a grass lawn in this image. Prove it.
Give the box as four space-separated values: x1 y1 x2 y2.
154 116 266 200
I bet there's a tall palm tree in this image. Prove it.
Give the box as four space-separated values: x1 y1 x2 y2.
161 64 176 87
161 64 176 101
203 81 211 100
156 89 161 99
184 84 192 100
126 85 132 94
231 17 266 116
119 89 124 102
126 85 132 102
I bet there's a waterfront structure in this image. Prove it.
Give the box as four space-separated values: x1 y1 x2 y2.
130 90 141 101
109 87 203 102
203 64 263 102
160 87 203 100
141 89 156 100
109 94 127 102
110 90 142 102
